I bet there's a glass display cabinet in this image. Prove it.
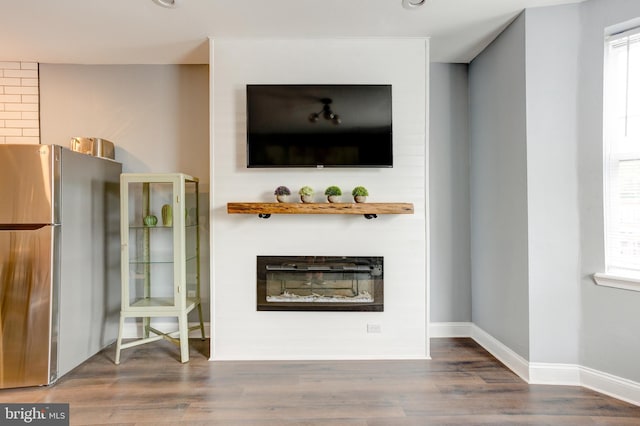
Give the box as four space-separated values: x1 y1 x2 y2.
115 173 204 364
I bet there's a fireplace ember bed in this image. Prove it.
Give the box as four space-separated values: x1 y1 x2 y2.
257 256 383 311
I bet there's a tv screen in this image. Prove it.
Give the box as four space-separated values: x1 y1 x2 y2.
246 84 392 168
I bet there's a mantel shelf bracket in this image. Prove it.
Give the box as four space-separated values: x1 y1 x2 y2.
257 213 376 219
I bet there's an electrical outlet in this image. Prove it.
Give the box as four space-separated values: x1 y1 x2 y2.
187 290 196 298
367 324 381 333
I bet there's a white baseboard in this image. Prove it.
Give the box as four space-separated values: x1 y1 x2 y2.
529 362 640 406
431 322 640 406
581 365 640 407
469 324 530 382
529 362 581 385
121 320 211 338
429 321 472 337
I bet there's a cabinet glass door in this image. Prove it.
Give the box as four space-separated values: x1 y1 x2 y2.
184 180 199 303
126 181 176 307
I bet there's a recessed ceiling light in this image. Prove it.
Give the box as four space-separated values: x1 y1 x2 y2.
152 0 180 8
402 0 426 9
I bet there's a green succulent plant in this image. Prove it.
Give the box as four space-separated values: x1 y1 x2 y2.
298 186 314 196
351 186 369 197
274 186 291 196
324 186 342 196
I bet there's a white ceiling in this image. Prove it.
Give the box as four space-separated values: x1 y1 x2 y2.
0 0 585 64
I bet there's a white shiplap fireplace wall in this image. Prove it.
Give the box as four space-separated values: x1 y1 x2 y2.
210 38 429 360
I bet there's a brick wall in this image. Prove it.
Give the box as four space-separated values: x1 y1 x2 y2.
0 62 39 144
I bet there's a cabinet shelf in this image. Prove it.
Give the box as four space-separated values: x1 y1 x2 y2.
128 253 198 265
227 202 414 219
129 297 200 309
129 224 199 230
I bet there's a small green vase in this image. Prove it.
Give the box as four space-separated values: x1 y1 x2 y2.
143 215 157 226
162 204 173 226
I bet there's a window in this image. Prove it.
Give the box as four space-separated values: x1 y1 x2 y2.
597 26 640 289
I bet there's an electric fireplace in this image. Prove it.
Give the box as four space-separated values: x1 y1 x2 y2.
257 256 383 311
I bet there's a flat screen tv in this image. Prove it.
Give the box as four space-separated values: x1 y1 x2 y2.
246 84 392 168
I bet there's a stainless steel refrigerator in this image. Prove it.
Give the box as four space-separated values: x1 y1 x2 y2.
0 144 121 389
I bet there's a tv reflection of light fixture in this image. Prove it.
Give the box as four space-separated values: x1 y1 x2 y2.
402 0 426 9
308 98 342 125
152 0 180 8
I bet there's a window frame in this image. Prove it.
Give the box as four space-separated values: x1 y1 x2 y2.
594 25 640 292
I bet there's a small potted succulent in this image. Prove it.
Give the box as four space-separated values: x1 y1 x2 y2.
324 185 342 203
298 186 314 203
274 185 291 203
352 186 369 203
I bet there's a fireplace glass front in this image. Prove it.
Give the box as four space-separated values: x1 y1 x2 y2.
257 256 383 311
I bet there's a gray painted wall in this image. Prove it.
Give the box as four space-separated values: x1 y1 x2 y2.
577 0 640 382
429 63 471 323
469 13 530 359
466 0 640 381
39 64 211 322
524 5 581 364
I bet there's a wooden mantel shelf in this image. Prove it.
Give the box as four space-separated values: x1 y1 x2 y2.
227 202 414 219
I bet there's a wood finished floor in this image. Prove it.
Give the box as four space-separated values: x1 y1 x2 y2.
1 338 639 425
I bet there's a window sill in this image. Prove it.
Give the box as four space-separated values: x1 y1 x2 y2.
593 273 640 292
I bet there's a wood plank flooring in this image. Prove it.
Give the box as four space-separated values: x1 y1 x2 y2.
1 338 639 425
